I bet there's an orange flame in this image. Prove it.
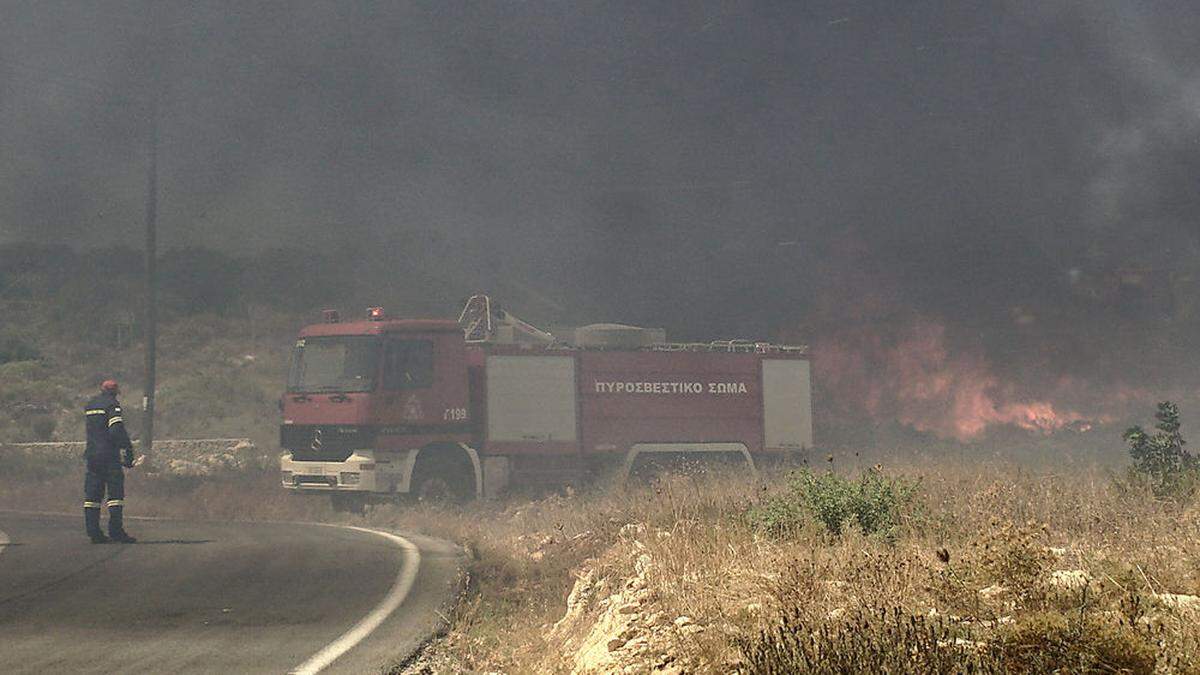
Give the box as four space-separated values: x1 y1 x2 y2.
814 318 1105 441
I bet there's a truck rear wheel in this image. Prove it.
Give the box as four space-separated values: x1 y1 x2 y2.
410 444 477 503
414 476 457 502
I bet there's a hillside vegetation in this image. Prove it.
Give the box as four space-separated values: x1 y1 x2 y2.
0 309 292 447
0 242 458 446
2 454 1197 673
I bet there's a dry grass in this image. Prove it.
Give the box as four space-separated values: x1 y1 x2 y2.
5 454 1200 673
386 457 1200 673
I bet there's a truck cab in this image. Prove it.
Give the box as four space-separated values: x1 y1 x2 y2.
279 308 479 508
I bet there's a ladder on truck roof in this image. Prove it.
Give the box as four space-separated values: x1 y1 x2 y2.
458 294 556 345
459 294 492 343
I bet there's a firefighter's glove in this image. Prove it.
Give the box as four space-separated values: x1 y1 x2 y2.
122 449 135 468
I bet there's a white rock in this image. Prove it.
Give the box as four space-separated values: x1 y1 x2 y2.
979 584 1007 600
1048 570 1091 590
938 638 986 651
1154 593 1200 613
619 523 647 539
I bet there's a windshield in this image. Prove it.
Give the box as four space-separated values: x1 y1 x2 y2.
287 336 380 392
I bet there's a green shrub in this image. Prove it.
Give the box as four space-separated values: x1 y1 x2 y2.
29 415 55 441
749 468 920 539
0 445 77 480
1123 401 1198 499
0 333 40 364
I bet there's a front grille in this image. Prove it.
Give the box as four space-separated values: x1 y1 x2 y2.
280 424 375 455
295 475 336 487
289 448 354 462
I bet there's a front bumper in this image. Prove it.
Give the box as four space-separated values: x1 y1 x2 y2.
280 453 380 492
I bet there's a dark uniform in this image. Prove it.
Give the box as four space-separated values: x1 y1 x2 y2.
83 384 136 543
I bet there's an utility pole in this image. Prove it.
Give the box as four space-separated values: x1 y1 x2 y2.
141 90 158 466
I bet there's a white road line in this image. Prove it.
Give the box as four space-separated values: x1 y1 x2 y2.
289 525 422 675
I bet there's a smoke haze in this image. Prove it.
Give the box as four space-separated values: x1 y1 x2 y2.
2 1 1198 438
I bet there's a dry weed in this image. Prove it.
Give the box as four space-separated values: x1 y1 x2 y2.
5 456 1200 673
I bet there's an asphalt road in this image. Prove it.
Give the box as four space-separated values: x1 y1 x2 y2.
0 512 462 674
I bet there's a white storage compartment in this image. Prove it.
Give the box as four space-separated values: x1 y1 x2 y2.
486 355 578 442
761 359 813 450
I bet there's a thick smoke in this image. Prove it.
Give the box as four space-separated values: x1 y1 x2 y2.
2 2 1197 439
1083 2 1200 234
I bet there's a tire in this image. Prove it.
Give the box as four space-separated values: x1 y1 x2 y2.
410 445 476 503
414 475 456 502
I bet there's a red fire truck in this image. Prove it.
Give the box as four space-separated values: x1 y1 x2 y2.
280 296 812 508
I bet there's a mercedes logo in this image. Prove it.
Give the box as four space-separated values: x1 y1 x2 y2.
311 428 323 450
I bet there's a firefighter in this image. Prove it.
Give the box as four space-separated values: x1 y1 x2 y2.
83 379 137 544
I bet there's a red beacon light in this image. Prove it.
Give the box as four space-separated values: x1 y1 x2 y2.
367 306 385 321
322 309 340 323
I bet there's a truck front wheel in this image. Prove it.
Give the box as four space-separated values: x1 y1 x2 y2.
410 444 477 503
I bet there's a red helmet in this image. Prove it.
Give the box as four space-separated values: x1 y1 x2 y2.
101 379 120 394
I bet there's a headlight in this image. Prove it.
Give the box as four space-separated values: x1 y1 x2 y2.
281 470 293 485
339 472 361 485
358 462 375 471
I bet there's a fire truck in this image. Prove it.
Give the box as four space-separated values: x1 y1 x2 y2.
279 296 812 508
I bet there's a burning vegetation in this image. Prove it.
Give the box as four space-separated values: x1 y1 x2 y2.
814 317 1112 442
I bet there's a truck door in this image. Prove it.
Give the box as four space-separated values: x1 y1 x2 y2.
376 332 469 440
379 337 435 430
